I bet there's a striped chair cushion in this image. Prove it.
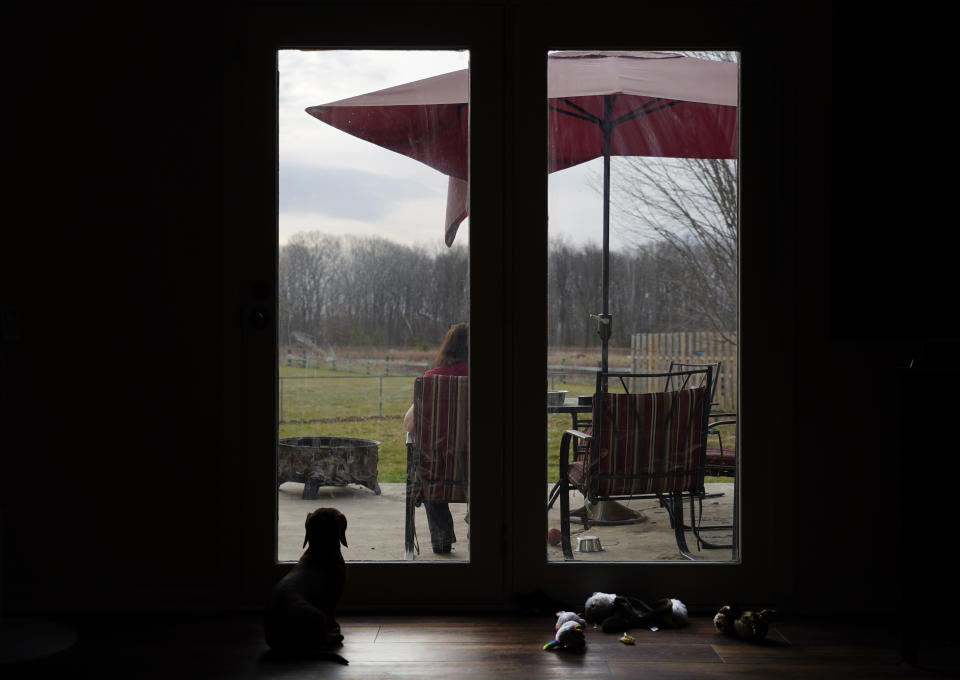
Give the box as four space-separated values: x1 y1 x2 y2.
570 387 707 498
413 375 469 502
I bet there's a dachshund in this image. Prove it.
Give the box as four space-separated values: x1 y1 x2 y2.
264 508 349 663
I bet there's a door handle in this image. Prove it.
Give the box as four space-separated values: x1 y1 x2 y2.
248 308 269 330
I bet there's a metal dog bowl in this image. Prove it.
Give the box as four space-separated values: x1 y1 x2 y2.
576 535 603 552
547 390 568 406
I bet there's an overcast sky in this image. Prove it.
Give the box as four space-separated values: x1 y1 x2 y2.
278 49 626 251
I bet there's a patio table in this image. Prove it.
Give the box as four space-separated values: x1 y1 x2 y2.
546 397 592 428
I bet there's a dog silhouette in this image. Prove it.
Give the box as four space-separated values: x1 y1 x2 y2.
264 508 348 663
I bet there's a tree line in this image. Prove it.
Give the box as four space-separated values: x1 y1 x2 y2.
279 232 469 349
279 232 734 349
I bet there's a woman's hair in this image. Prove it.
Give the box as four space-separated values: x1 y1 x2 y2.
432 322 469 367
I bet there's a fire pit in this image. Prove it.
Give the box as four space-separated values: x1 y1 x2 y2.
278 436 382 499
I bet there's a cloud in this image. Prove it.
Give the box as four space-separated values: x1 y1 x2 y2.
279 163 438 220
276 49 618 249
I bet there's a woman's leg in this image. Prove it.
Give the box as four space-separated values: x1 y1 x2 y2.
423 501 456 552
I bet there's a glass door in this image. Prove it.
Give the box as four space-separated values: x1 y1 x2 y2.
508 8 779 605
543 51 739 564
233 2 508 608
238 1 786 611
277 49 474 564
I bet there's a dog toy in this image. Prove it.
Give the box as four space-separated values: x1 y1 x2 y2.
554 610 586 628
547 528 562 546
584 592 618 624
584 592 688 633
713 604 775 641
543 611 587 651
544 621 586 651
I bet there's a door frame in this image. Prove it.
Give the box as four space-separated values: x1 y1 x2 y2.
224 0 796 611
227 2 511 609
506 5 792 608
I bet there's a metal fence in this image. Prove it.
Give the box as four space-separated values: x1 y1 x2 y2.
284 352 428 375
281 331 737 421
278 374 417 423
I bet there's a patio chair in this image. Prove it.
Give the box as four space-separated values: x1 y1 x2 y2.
404 374 469 559
662 364 736 550
661 365 737 550
661 362 736 548
552 369 714 560
706 412 736 477
666 361 731 492
666 360 722 408
678 411 737 552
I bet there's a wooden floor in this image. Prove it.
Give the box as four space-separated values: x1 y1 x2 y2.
7 612 955 679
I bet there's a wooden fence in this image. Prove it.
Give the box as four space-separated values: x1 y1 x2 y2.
630 331 737 412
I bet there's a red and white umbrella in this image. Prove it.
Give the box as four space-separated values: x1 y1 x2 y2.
307 51 737 372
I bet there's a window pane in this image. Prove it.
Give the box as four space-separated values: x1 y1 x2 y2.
278 50 471 562
545 51 738 562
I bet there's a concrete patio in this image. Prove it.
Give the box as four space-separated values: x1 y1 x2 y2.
278 481 735 562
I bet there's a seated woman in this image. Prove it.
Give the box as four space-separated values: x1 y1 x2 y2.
404 322 468 554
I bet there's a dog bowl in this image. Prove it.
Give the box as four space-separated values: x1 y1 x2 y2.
547 390 568 406
578 395 593 406
576 535 603 552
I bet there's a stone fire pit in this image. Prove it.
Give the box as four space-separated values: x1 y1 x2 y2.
278 436 382 499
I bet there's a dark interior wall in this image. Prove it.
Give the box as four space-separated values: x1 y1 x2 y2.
793 4 958 619
1 2 232 611
1 0 954 616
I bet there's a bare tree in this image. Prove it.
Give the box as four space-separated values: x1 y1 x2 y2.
279 230 725 350
278 233 345 346
613 155 737 338
278 233 469 348
608 51 738 341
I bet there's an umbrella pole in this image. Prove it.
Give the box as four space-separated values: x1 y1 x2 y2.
598 95 613 390
572 95 647 530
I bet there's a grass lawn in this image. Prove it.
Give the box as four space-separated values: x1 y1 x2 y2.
278 363 735 484
279 364 414 482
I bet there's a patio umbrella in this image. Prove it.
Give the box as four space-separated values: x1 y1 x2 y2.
307 51 738 376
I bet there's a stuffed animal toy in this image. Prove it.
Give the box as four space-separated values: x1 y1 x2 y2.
543 611 587 651
543 620 586 651
583 592 616 622
584 592 688 633
554 610 586 628
713 604 775 642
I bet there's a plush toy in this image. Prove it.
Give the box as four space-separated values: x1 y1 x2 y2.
713 604 775 641
554 611 586 628
584 592 688 633
543 611 587 651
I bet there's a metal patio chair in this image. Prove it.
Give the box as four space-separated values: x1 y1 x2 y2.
665 361 736 549
404 374 469 559
666 360 722 408
552 369 715 560
686 410 737 551
705 412 736 478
